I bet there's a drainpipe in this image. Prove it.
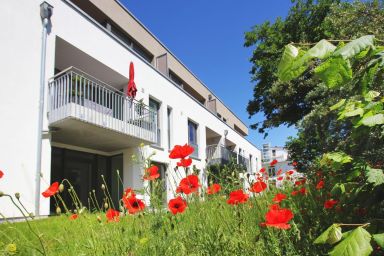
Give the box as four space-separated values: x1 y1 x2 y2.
35 2 53 217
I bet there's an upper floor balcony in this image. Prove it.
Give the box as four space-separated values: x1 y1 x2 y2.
47 67 158 151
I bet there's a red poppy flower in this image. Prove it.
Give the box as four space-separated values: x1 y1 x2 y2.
42 182 59 198
0 170 3 179
69 214 78 220
259 167 266 173
272 193 287 203
316 180 324 190
227 190 249 205
324 199 338 209
169 144 194 159
277 176 284 181
260 204 294 230
106 209 120 222
207 184 221 195
292 161 298 167
286 170 295 175
123 196 145 214
176 175 200 195
299 187 307 195
123 188 136 199
291 190 299 196
249 181 267 193
270 159 278 166
294 178 306 186
176 158 192 167
276 169 282 176
168 196 187 215
143 166 160 181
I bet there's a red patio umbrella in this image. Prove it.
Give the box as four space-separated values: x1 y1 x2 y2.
127 61 137 99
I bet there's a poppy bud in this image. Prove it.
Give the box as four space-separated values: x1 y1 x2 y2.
59 184 64 192
101 184 105 190
15 193 20 199
56 206 62 215
97 215 102 223
68 188 71 193
29 212 34 218
5 244 17 254
104 203 109 209
0 191 3 197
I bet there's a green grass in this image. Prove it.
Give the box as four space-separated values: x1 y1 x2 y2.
0 185 331 256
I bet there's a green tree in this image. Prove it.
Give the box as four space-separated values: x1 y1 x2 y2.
245 0 384 134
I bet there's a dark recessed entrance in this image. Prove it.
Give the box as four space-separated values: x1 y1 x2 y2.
50 147 123 213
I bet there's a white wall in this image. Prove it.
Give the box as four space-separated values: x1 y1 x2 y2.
0 0 262 217
0 0 53 217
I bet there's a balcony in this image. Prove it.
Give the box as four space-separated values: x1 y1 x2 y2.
206 144 237 165
47 67 158 151
206 144 251 172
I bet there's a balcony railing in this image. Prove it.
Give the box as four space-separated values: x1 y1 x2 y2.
47 67 158 144
206 144 250 172
206 144 236 163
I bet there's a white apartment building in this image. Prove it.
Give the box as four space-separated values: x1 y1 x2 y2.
0 0 261 218
262 143 294 176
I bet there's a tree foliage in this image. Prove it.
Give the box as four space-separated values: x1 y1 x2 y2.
245 0 384 134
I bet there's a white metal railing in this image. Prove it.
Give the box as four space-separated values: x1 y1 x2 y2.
47 67 158 144
206 144 236 162
206 144 250 172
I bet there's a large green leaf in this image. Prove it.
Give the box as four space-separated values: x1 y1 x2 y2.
329 227 372 256
373 233 384 247
325 152 353 164
344 108 364 117
366 167 384 187
361 113 384 127
278 40 336 82
333 35 375 60
277 44 301 81
314 57 352 88
330 99 346 111
314 224 341 245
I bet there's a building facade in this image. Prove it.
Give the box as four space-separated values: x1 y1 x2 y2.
262 143 293 177
0 0 261 217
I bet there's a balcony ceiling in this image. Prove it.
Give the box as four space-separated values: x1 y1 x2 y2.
50 118 149 152
55 37 128 89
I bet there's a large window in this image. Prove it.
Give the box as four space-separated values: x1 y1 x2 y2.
149 98 161 147
188 120 198 158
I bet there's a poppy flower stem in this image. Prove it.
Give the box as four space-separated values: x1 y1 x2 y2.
92 190 101 212
3 194 46 255
337 223 370 227
16 197 34 219
101 175 116 210
55 193 70 214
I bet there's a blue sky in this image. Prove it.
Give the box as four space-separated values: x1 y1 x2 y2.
121 0 298 148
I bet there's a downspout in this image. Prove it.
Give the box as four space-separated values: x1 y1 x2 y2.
35 2 53 216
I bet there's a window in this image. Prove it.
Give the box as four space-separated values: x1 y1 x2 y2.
104 21 153 63
149 98 161 147
249 154 253 172
217 113 222 118
169 70 183 87
167 107 172 150
223 118 227 123
188 120 198 158
272 149 276 157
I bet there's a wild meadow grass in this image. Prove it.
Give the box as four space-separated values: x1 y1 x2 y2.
0 183 332 256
